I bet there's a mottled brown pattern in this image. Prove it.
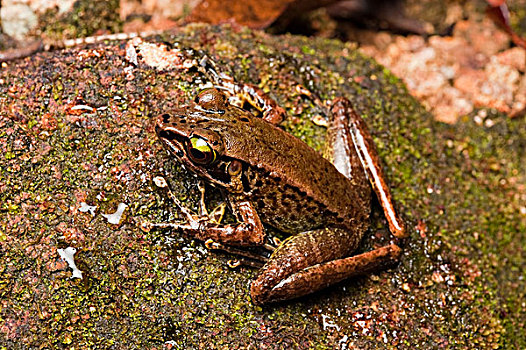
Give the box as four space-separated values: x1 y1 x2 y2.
241 165 369 235
159 98 373 234
157 87 401 304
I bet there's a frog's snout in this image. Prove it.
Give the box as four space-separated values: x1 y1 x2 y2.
156 126 174 141
155 114 186 158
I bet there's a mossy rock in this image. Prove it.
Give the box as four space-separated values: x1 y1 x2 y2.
0 24 524 349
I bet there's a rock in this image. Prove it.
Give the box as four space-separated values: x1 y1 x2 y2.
0 24 524 349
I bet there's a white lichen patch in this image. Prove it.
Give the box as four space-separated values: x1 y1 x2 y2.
57 247 83 279
102 203 127 225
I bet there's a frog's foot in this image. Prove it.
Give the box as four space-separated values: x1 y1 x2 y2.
250 228 402 305
228 258 265 269
218 79 286 125
205 239 268 263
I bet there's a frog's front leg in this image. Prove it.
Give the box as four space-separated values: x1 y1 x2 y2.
156 189 266 246
250 228 401 304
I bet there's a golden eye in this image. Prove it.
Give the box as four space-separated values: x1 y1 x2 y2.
187 136 217 165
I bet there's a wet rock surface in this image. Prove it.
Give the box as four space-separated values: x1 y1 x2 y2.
0 24 524 348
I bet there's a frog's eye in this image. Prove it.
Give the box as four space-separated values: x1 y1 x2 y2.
186 136 217 165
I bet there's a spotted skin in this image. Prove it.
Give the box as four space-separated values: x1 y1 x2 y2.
156 88 404 304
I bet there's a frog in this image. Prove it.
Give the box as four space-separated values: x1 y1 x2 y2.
154 80 406 305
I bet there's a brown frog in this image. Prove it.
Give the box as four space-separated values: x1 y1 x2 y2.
155 84 406 305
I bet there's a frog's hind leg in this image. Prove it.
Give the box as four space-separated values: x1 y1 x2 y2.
250 227 401 304
330 98 406 238
217 79 286 125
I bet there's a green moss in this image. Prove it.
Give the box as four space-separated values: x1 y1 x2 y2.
39 0 122 40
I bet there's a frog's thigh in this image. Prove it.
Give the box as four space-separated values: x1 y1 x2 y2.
250 229 401 304
250 227 359 304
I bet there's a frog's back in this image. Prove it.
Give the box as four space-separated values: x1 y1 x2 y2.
219 107 371 234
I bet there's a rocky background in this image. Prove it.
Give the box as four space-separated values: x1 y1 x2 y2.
0 1 524 349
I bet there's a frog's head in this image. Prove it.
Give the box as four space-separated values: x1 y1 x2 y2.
155 89 245 191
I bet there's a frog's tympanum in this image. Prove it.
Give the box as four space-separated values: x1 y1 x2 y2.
155 82 406 305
